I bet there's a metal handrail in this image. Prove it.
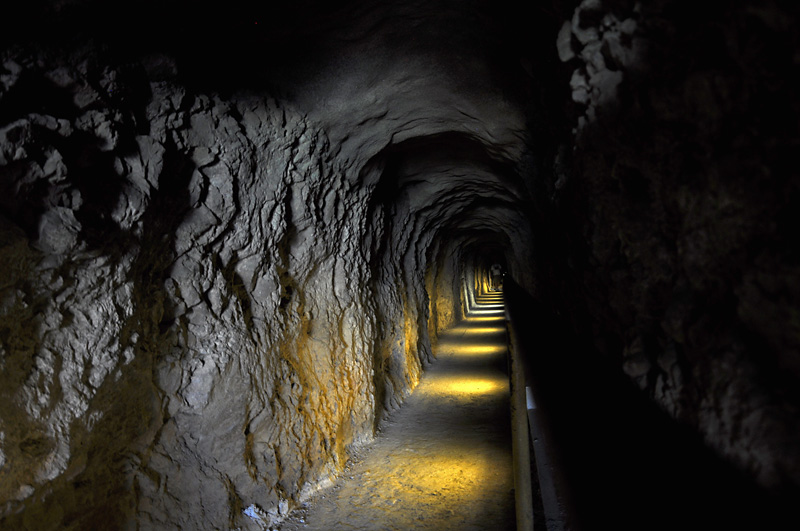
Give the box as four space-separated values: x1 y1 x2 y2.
507 317 535 531
504 287 567 531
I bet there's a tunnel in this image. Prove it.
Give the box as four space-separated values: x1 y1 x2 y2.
1 0 799 529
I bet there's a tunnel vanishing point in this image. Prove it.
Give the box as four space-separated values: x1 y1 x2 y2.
1 0 799 529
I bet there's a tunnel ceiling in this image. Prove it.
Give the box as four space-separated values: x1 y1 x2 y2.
246 0 538 252
4 0 537 251
4 0 798 529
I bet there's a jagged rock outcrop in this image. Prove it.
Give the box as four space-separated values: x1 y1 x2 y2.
540 0 800 493
0 2 533 529
0 44 388 528
1 0 799 529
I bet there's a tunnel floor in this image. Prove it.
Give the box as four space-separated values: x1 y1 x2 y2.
278 292 516 531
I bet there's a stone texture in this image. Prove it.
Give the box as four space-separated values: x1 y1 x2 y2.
0 3 533 529
537 0 800 494
0 45 384 530
1 0 798 529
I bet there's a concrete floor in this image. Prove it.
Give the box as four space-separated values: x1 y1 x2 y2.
279 293 516 531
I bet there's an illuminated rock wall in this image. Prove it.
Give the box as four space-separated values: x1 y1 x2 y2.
0 2 534 529
1 0 798 529
0 44 442 528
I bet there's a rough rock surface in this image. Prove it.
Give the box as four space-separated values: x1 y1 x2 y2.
538 0 800 495
0 44 388 529
0 2 532 529
1 0 799 529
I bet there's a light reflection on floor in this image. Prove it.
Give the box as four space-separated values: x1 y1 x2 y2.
421 375 506 397
455 326 506 335
279 290 515 531
441 344 508 356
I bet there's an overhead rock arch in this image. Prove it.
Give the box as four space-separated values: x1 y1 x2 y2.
1 0 799 529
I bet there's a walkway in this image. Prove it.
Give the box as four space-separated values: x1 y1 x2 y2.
279 292 516 531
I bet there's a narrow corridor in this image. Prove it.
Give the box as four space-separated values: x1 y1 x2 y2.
3 3 798 528
279 292 516 531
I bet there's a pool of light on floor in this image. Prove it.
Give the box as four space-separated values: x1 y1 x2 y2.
422 375 507 398
463 316 505 323
457 326 506 335
444 344 507 356
468 310 505 317
443 324 505 336
382 452 493 500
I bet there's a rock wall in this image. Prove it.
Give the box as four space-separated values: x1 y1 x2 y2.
0 43 415 529
532 0 800 494
0 2 536 528
5 0 796 528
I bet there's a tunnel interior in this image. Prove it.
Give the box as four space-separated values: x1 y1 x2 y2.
1 0 799 529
